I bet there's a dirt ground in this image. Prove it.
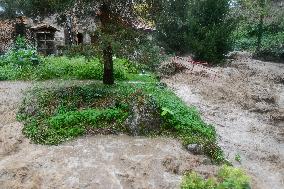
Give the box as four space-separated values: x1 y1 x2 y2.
0 81 217 189
162 52 284 189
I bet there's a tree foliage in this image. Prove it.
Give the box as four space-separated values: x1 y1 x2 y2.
232 0 284 61
155 0 235 64
155 0 190 54
187 0 235 64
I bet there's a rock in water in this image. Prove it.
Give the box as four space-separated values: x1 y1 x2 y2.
187 144 203 155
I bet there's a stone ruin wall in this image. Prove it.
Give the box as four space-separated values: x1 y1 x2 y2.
0 15 97 55
0 20 14 54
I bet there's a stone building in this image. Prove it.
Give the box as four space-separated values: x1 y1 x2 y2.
0 15 97 55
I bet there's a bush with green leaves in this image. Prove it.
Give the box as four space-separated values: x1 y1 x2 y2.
253 32 284 62
181 165 251 189
18 82 224 163
2 36 41 67
232 0 284 62
155 0 191 54
155 0 235 64
234 26 284 62
186 0 236 64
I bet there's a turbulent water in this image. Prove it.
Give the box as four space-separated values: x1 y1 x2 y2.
163 54 284 189
0 81 216 189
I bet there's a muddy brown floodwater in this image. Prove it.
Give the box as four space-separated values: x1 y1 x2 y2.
0 81 217 189
163 53 284 189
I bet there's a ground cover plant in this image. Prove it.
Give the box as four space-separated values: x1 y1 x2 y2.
0 54 156 82
18 81 224 163
181 165 250 189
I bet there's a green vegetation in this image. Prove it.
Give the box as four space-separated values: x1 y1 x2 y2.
186 0 235 64
0 37 157 82
156 0 235 64
234 25 284 62
18 82 224 163
235 154 242 163
155 0 191 54
232 0 284 62
181 165 250 189
0 56 155 81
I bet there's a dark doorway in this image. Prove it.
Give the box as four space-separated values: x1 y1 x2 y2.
77 33 83 44
31 24 58 55
15 17 26 37
91 34 98 44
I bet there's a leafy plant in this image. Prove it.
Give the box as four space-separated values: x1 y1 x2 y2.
155 0 191 53
232 0 284 62
235 154 242 163
0 55 155 81
187 0 236 64
181 165 251 189
3 36 41 67
23 108 128 144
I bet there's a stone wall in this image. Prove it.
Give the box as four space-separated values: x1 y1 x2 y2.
0 15 98 55
0 20 14 54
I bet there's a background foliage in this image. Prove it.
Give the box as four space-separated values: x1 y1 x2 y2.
155 0 235 64
232 0 284 62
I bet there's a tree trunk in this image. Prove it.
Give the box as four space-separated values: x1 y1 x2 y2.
99 3 114 85
103 43 114 84
256 14 264 52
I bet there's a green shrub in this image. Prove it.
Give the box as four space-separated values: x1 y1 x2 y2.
34 56 104 80
0 64 16 80
0 63 34 80
0 37 157 81
23 108 128 144
2 36 41 67
181 165 251 189
187 0 236 64
253 32 284 62
234 31 284 62
155 0 191 53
